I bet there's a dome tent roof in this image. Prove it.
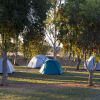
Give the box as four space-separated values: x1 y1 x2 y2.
84 56 100 70
40 59 63 75
27 55 48 68
0 58 15 73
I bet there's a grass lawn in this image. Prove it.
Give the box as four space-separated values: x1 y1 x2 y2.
0 66 100 100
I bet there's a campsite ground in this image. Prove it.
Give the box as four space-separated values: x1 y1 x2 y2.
0 66 100 100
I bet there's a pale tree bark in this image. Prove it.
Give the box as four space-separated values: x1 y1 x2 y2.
53 0 62 59
45 1 61 60
84 52 97 86
53 42 57 59
45 30 59 59
13 36 19 65
14 45 18 65
88 70 93 86
1 33 8 86
53 1 58 60
14 51 17 65
13 36 18 65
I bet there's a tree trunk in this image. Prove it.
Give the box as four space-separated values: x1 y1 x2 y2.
14 51 18 65
76 55 81 70
1 50 8 86
68 52 71 60
84 52 88 70
88 71 93 86
14 38 19 65
1 33 8 86
53 49 57 59
84 52 94 86
53 43 57 59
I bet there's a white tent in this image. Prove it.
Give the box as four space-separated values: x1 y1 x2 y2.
84 56 100 70
27 55 48 68
0 58 15 73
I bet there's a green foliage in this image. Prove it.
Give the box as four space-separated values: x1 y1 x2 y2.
20 0 52 59
58 0 100 59
0 0 30 32
19 40 50 59
0 0 32 57
0 0 52 57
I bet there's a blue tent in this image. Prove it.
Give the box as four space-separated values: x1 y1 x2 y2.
0 58 15 73
84 56 100 70
39 59 63 75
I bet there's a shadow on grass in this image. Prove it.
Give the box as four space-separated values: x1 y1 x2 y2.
6 71 89 84
0 66 100 85
0 87 100 100
4 65 99 84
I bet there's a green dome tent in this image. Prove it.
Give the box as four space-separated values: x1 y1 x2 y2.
39 59 63 75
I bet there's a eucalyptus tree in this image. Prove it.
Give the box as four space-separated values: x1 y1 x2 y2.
58 0 83 68
59 0 100 86
0 0 52 86
77 0 100 86
44 0 62 59
21 0 52 58
0 0 32 85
